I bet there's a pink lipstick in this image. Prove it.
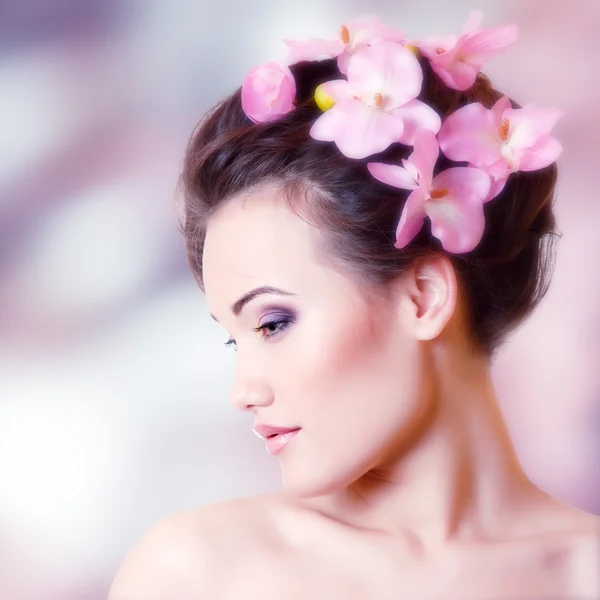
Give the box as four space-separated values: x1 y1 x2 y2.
264 429 300 455
252 424 301 456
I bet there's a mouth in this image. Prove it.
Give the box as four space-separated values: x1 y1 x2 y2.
266 430 298 440
252 425 301 440
264 428 301 456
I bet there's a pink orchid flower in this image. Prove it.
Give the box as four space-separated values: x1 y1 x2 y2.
438 96 563 200
284 15 405 74
367 130 491 253
309 42 441 159
416 10 517 91
241 61 296 123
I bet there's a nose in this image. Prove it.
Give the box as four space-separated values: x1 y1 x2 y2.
229 369 274 412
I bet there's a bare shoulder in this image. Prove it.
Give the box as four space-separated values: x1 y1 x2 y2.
546 504 600 599
568 510 600 594
108 493 284 600
565 515 600 600
554 502 600 541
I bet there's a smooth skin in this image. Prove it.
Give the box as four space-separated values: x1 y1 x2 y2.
109 184 599 599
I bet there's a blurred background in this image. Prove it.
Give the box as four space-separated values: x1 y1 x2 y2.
0 0 598 597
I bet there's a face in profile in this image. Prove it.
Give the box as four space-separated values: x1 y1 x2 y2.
203 184 435 498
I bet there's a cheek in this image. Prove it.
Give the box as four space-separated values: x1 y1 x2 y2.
293 309 382 385
278 309 429 495
287 307 422 422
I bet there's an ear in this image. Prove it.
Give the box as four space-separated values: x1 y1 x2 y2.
403 256 459 341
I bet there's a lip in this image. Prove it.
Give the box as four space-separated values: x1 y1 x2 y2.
252 424 301 456
265 429 300 455
252 423 301 439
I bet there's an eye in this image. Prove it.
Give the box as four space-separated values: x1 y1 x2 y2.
223 315 293 352
253 316 293 340
224 339 237 351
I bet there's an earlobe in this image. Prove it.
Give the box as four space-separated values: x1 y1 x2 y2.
409 257 458 341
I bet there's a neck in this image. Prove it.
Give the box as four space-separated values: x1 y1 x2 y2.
302 342 548 553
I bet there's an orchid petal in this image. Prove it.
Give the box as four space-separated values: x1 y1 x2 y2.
410 129 440 191
505 106 564 150
425 189 486 253
346 42 423 109
491 96 512 128
336 17 406 74
395 189 428 249
485 159 513 181
484 176 509 202
318 79 355 103
346 15 406 46
283 38 345 64
518 135 563 171
417 35 459 60
438 103 501 166
310 99 405 159
402 159 420 183
337 50 353 75
346 15 384 42
458 24 517 67
432 166 491 202
390 99 442 146
422 14 517 91
429 54 479 90
425 166 490 253
367 162 419 190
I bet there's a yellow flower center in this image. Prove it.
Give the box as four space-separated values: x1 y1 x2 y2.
314 83 336 112
430 187 449 200
340 25 351 45
373 93 383 108
499 118 510 142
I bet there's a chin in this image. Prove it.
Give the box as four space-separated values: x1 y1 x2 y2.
279 451 377 500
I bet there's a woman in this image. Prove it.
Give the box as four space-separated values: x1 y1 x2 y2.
109 13 599 599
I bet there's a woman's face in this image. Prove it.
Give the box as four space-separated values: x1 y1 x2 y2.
203 184 433 498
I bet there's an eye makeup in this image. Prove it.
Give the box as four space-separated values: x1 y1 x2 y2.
253 313 294 339
224 308 296 351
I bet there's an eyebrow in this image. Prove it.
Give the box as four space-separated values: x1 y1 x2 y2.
210 286 296 322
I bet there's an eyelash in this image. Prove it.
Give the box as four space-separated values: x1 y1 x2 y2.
224 316 293 351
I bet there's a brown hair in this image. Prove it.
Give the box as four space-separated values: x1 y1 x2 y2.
178 56 559 357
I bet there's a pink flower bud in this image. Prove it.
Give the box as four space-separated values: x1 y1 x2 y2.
241 61 296 123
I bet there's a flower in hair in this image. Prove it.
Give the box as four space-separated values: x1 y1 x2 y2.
241 61 296 123
309 42 441 159
438 96 563 200
283 15 406 74
417 10 517 91
368 130 491 253
238 11 564 255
